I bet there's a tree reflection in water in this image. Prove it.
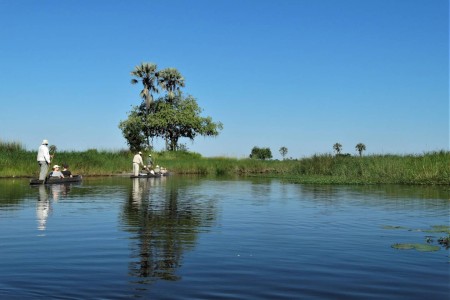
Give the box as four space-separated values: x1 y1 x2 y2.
122 177 217 284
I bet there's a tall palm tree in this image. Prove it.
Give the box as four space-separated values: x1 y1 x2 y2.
131 63 159 109
355 143 366 157
333 143 342 154
157 68 185 101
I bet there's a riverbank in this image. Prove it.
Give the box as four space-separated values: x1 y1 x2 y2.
0 142 448 185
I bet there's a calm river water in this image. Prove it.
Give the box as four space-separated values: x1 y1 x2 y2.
0 176 448 299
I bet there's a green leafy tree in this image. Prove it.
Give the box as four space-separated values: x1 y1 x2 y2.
130 62 159 110
118 111 148 152
123 62 222 151
120 95 223 151
333 142 342 155
355 143 366 157
250 146 272 160
279 146 288 160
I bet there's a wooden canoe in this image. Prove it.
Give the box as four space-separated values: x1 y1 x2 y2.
29 175 83 185
130 172 169 179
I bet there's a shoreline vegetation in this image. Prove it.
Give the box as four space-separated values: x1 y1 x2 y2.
0 141 448 185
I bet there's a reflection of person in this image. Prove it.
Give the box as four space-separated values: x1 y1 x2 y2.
50 184 63 201
37 139 51 180
61 164 72 177
132 178 142 205
49 165 64 178
133 151 145 176
36 185 50 231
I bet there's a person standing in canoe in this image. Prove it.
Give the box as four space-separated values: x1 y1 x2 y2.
37 139 52 180
132 151 145 176
146 154 154 169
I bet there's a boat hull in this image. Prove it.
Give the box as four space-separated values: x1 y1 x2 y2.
130 173 169 178
30 175 83 185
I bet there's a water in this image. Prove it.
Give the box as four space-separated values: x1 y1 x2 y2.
0 176 448 299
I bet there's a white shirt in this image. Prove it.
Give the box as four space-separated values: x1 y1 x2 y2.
37 144 51 163
133 154 144 165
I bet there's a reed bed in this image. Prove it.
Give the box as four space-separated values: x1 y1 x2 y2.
0 141 448 185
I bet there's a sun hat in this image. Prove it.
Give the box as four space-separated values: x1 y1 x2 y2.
53 165 60 169
42 139 49 145
138 151 142 154
148 154 152 157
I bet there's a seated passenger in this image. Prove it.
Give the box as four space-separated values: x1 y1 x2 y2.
49 165 64 178
61 163 72 177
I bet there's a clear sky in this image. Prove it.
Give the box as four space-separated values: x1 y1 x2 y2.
0 0 448 159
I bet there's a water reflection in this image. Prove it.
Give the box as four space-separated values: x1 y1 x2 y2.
36 185 51 231
122 177 217 285
35 183 75 232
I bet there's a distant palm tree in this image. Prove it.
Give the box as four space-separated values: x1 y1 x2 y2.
131 62 159 109
333 143 342 154
157 68 185 101
355 143 366 157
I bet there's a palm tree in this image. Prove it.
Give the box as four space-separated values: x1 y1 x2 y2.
355 143 366 156
157 68 185 101
131 63 159 109
333 143 342 154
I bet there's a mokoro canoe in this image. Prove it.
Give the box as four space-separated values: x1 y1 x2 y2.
130 172 169 179
29 175 83 185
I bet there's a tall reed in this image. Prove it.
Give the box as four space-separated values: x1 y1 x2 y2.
0 140 448 185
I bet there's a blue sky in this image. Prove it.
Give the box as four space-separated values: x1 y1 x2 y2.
0 0 448 159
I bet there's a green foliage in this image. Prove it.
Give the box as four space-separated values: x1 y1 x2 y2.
122 62 222 152
0 140 25 152
391 243 440 252
249 146 272 160
0 145 448 186
118 111 148 151
287 151 450 184
120 94 223 151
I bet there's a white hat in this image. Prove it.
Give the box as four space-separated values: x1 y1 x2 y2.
156 165 159 168
148 154 152 156
42 139 49 145
53 165 60 169
138 151 142 154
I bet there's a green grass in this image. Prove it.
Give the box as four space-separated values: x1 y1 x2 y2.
0 140 448 185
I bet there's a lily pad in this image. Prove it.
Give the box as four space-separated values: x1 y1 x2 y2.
382 225 408 230
414 244 440 252
392 243 415 250
423 225 450 234
392 243 440 252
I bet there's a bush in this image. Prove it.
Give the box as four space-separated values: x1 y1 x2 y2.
249 146 272 160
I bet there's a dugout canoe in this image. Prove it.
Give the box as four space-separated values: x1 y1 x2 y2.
130 172 169 179
29 175 83 185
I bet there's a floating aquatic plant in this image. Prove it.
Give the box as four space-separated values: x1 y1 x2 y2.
391 243 440 252
385 224 449 253
382 225 408 230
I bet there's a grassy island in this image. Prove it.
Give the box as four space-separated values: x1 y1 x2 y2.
0 141 448 185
